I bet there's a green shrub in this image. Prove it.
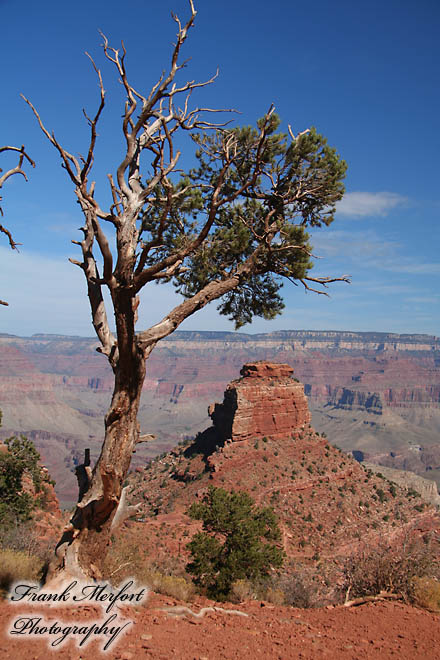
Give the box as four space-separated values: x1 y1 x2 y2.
0 452 33 526
0 432 50 530
186 486 284 600
5 436 44 490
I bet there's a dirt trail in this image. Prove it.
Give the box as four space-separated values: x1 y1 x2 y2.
1 593 439 659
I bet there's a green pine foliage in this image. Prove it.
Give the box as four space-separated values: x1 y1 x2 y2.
140 111 347 329
0 450 34 526
186 486 285 600
0 413 48 528
4 435 43 491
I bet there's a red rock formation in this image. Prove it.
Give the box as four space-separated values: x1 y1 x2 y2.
1 333 439 503
209 361 311 443
127 362 440 574
20 466 61 516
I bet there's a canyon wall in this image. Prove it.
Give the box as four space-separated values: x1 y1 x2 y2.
0 330 439 503
127 362 439 569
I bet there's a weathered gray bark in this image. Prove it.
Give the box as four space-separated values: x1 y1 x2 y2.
46 313 146 583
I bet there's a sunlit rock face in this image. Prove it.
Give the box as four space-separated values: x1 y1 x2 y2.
209 361 311 443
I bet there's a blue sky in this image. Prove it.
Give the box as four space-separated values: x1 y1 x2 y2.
1 0 439 337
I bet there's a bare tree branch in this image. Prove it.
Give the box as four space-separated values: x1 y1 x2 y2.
138 246 267 348
342 591 402 608
81 52 106 182
134 111 274 289
0 222 20 250
138 273 240 349
0 144 35 229
299 274 351 295
0 144 35 305
70 202 117 363
21 95 82 186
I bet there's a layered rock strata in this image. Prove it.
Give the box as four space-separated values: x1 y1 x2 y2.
362 462 440 508
127 362 439 573
2 332 439 502
209 362 311 443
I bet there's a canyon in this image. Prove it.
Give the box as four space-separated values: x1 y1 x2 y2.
0 330 439 505
124 361 439 578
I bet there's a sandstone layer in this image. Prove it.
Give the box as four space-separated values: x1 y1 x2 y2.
127 363 439 575
209 362 311 443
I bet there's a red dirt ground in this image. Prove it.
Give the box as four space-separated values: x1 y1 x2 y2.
1 593 439 659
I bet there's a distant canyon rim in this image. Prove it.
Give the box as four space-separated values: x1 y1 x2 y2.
0 329 439 506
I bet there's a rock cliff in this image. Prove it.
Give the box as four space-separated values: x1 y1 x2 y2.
362 462 440 508
209 362 311 443
1 331 439 502
127 363 439 572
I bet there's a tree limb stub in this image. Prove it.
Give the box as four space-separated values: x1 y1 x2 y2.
137 433 156 443
110 486 142 531
75 448 92 503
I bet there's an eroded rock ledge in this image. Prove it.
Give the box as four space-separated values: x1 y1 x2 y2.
208 361 311 443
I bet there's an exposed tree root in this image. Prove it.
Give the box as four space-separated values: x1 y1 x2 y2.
162 605 248 619
342 591 402 608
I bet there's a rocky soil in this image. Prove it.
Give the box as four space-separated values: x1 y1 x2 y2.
125 363 439 575
1 594 439 659
1 356 439 658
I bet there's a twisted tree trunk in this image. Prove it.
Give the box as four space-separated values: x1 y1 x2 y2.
45 297 147 585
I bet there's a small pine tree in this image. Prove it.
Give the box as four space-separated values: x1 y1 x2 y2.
0 413 47 528
186 486 284 600
5 435 43 491
0 450 34 526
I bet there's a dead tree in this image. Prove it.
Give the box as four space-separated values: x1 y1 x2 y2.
0 145 35 305
23 0 349 583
